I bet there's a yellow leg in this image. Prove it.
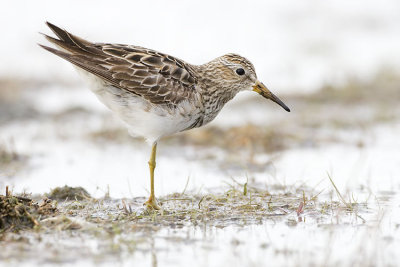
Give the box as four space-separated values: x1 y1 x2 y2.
145 142 161 210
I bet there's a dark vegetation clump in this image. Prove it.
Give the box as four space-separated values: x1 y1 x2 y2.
0 187 57 232
305 70 400 104
0 146 19 166
47 185 91 201
171 124 289 153
0 142 21 167
0 142 28 175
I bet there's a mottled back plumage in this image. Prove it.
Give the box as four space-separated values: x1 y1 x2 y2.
41 22 198 107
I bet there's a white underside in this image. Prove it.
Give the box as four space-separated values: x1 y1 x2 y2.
77 70 201 144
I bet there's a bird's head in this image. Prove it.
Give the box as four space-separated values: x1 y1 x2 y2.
208 53 290 112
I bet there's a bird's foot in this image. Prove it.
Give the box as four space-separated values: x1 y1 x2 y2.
144 195 161 210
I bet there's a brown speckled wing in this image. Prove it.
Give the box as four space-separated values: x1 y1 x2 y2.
40 22 198 107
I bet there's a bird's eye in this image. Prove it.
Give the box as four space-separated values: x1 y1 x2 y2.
236 68 245 75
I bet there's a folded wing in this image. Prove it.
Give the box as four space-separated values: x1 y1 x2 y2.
40 22 198 107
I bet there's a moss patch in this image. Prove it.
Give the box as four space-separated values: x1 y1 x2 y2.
0 187 57 233
47 186 91 201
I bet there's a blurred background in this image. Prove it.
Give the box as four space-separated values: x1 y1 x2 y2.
1 1 400 266
1 0 399 197
1 0 400 91
0 0 400 197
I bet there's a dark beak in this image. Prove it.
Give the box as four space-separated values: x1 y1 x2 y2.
252 80 290 112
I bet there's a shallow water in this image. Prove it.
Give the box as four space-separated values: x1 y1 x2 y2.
0 186 398 267
1 82 400 266
1 1 400 264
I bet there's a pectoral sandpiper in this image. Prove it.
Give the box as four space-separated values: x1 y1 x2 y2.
40 22 290 209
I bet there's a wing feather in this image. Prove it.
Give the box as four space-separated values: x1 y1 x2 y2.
40 22 199 107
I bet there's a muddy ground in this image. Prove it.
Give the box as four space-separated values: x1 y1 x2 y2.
0 71 400 266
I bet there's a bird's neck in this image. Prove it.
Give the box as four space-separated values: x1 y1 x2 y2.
193 63 240 107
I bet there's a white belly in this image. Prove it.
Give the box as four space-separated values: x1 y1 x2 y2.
79 70 201 143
